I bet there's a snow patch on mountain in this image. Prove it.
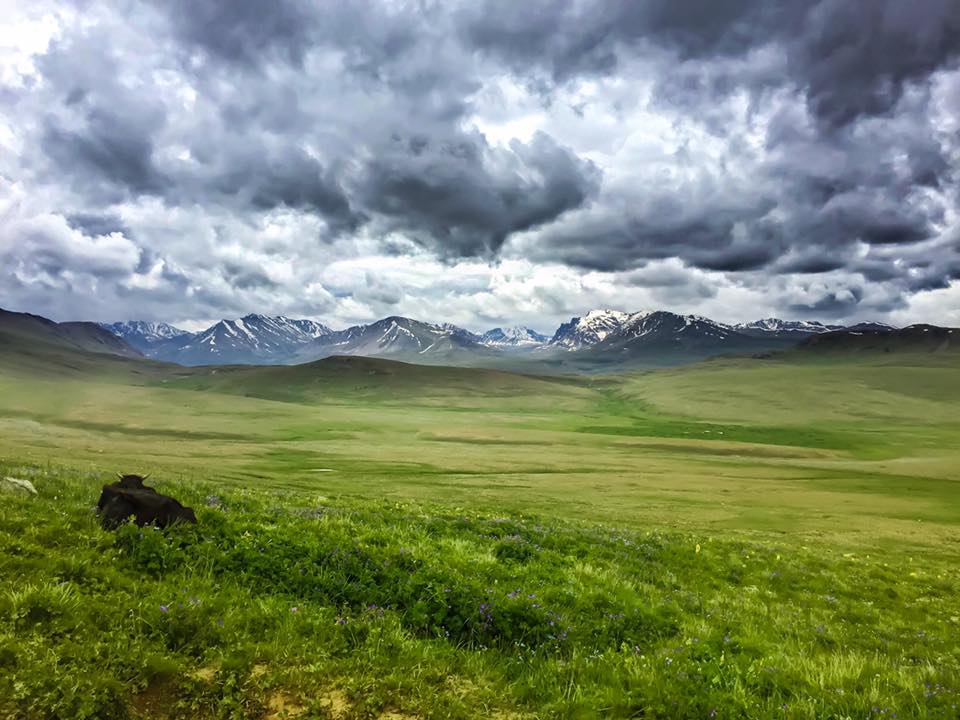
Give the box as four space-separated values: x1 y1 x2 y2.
100 320 190 343
550 309 635 349
481 326 549 347
734 318 842 334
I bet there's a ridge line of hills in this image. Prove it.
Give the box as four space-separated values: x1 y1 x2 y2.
1 306 955 373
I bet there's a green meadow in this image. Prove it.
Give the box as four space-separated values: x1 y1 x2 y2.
1 345 959 718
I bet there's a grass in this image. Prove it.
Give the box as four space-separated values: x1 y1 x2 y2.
1 345 959 717
3 467 958 719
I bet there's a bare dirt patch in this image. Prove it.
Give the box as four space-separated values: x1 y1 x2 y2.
317 689 351 719
264 691 306 719
130 681 178 719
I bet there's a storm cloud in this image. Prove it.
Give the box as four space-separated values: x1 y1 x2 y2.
0 0 958 329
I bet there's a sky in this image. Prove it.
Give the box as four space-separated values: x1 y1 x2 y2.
1 0 959 333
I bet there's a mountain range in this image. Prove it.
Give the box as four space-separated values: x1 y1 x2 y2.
88 308 945 372
0 306 954 374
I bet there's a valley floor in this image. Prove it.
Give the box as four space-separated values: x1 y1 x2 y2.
1 351 958 717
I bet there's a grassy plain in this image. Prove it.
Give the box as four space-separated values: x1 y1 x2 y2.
1 345 958 717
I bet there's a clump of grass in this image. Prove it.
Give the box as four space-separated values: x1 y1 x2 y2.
1 465 958 719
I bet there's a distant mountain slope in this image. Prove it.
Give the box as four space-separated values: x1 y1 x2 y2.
92 307 920 371
846 322 898 332
550 309 633 349
733 318 844 338
480 326 549 347
540 310 798 371
99 320 190 351
134 314 333 365
295 316 492 364
0 309 142 359
796 324 957 355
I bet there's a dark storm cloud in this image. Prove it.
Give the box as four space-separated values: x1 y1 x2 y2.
464 0 960 127
158 0 318 68
41 109 168 200
223 266 279 291
66 213 131 238
524 189 781 274
788 287 869 317
797 0 960 127
207 145 365 235
357 131 599 257
461 0 787 81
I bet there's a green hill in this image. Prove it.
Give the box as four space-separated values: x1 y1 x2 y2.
0 308 148 379
0 308 142 358
793 324 958 356
161 354 588 406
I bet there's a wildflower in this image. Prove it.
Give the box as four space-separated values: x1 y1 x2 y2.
290 606 299 614
336 616 348 625
159 604 169 614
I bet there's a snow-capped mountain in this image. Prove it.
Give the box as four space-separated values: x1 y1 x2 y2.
99 320 190 352
540 309 818 370
733 318 844 338
612 311 739 344
481 326 549 347
111 314 333 365
550 310 738 350
100 309 907 370
296 316 486 363
549 309 633 349
191 314 332 353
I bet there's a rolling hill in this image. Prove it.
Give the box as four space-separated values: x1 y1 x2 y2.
795 324 958 355
0 309 142 358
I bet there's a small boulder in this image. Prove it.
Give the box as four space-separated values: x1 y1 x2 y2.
2 477 37 495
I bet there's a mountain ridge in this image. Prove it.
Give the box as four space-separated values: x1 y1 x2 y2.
0 308 143 363
85 307 941 370
481 326 550 347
